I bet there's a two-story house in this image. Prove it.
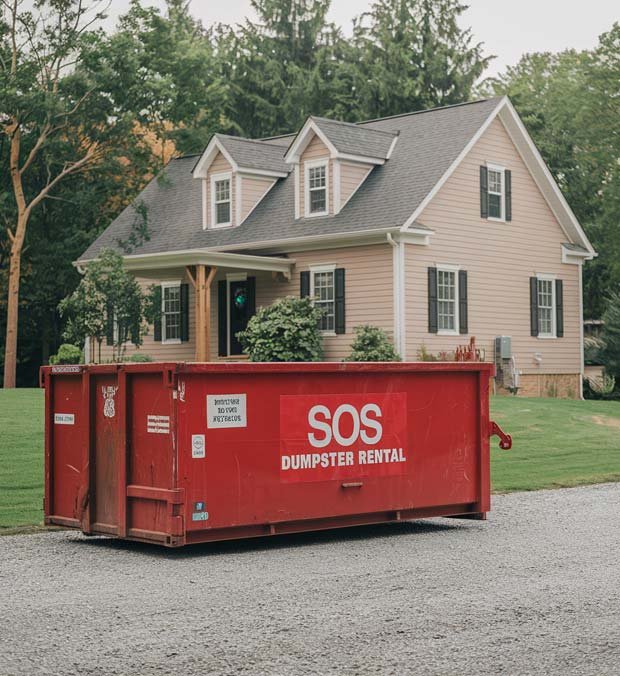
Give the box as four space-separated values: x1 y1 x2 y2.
79 96 595 397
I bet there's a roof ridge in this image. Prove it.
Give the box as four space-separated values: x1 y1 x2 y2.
171 153 201 160
216 133 286 150
311 116 397 136
356 97 503 126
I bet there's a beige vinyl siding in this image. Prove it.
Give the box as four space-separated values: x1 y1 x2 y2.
405 117 580 375
340 161 372 208
239 175 276 223
299 134 333 216
206 152 235 228
253 245 394 361
99 268 196 362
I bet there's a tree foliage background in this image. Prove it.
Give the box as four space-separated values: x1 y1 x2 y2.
1 0 619 384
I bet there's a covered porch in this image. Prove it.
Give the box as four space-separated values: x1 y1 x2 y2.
123 249 295 361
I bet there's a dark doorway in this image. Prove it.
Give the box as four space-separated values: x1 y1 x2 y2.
218 277 256 356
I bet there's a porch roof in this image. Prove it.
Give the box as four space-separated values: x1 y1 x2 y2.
77 248 295 275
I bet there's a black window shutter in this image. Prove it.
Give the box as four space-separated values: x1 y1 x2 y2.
530 277 539 337
480 166 488 219
504 169 512 221
428 267 438 333
458 270 468 334
555 279 564 338
300 270 310 298
246 277 256 320
105 303 114 346
180 283 190 342
218 280 227 357
153 286 162 342
335 268 345 334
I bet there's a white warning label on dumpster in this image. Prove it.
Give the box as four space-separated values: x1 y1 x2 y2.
147 414 170 434
54 413 75 425
207 394 247 428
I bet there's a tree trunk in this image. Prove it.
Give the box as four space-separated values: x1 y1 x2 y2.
3 216 26 388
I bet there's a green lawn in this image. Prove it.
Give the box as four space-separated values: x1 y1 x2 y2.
491 396 620 492
0 388 44 530
1 389 619 530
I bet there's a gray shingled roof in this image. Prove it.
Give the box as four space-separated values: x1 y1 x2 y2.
213 134 289 174
80 97 502 261
311 116 397 159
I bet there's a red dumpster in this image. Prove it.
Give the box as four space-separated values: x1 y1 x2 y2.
41 362 511 547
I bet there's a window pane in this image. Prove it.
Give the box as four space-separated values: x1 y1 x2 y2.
309 165 326 189
163 286 181 340
215 179 230 202
216 201 230 224
437 270 456 331
537 279 554 336
313 270 335 331
488 193 502 218
310 188 326 213
488 169 502 194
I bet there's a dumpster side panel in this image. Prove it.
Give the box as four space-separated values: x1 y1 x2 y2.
47 375 84 524
90 374 121 532
126 372 177 540
177 367 488 536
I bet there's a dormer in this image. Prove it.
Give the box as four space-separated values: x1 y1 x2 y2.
193 134 289 229
284 117 399 219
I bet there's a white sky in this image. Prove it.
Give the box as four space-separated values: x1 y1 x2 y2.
101 0 619 77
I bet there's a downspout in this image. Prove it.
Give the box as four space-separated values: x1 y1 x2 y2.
387 233 405 359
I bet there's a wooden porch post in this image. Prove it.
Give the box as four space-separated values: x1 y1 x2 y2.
204 266 217 362
195 265 206 361
188 264 217 362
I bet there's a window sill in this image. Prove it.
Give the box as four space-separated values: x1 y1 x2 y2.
437 330 459 336
210 222 233 229
162 339 182 345
487 216 506 223
320 331 337 337
304 210 329 218
537 334 557 340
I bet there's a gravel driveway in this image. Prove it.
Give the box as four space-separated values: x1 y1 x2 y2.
2 483 619 676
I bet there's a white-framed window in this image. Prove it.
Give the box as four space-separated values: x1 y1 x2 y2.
537 275 556 338
305 159 328 217
487 163 505 220
310 265 335 333
437 265 459 335
211 172 232 227
161 281 182 344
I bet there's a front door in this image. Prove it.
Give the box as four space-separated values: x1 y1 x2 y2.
219 277 256 356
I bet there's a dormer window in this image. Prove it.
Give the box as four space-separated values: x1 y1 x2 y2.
305 160 328 217
211 172 232 227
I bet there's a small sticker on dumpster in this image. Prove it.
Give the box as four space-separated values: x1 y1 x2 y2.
192 511 209 521
54 413 75 425
207 394 247 428
279 392 408 483
191 434 206 458
147 415 170 434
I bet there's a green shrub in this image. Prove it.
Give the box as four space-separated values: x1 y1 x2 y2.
237 296 323 362
346 325 400 361
49 343 82 365
126 353 153 362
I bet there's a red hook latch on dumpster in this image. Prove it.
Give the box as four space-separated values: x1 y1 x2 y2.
489 421 512 450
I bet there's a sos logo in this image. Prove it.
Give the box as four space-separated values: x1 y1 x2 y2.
307 403 383 448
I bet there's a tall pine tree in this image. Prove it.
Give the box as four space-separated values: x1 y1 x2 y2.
352 0 491 118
